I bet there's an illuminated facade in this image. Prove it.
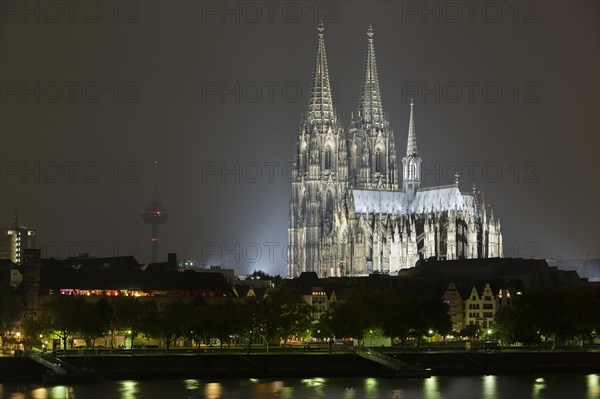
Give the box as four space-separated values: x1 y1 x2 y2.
464 283 497 330
288 24 503 278
442 281 517 333
443 283 465 333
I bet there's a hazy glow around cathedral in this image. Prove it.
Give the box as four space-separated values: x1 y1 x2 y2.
288 24 503 278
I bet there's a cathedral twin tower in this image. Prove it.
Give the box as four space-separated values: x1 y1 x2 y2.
288 24 503 278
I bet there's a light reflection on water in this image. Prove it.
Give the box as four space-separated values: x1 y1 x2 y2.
184 379 200 390
119 380 138 399
0 375 598 399
482 375 497 399
203 382 222 399
533 377 546 399
423 376 441 399
589 375 600 399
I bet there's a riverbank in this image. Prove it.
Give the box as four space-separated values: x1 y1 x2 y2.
1 351 599 382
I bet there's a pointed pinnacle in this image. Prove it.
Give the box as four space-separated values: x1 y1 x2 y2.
406 99 418 156
306 21 334 125
358 25 384 128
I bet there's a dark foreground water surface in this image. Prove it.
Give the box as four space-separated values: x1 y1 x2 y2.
1 375 599 399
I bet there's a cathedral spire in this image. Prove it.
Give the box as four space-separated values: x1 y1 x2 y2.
358 25 384 128
306 21 335 125
406 98 418 156
402 98 422 202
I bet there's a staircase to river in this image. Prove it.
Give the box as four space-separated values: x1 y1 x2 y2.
28 353 102 383
355 349 431 377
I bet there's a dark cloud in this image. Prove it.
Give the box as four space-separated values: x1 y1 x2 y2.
1 1 598 275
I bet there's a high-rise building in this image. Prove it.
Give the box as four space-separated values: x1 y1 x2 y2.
0 211 37 264
288 24 503 278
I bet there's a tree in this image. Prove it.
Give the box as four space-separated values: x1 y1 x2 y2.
494 305 539 346
0 286 22 346
246 270 283 288
77 300 108 349
330 301 367 345
576 287 600 348
237 288 313 352
104 296 126 350
329 288 387 346
495 286 600 349
186 304 209 348
151 300 190 350
41 295 87 353
239 298 267 352
112 298 156 349
408 304 429 349
247 296 279 352
417 296 452 347
247 270 273 280
313 308 336 352
379 293 415 351
204 301 242 350
271 289 313 348
494 307 518 345
22 317 48 343
460 323 481 341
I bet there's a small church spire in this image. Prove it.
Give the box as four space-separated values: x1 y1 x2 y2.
358 24 384 128
406 98 418 156
306 21 335 125
402 98 422 202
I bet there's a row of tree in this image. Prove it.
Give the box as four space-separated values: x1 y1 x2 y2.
20 288 452 352
19 285 599 352
23 289 314 353
494 286 600 348
315 288 452 350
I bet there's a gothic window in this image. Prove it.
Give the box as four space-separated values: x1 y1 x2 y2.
351 143 358 173
456 219 468 258
375 149 383 173
301 142 308 172
341 227 348 243
324 147 332 170
325 191 334 222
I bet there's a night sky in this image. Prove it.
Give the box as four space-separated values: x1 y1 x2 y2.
1 1 598 276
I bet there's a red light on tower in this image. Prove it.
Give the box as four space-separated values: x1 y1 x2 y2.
142 161 168 262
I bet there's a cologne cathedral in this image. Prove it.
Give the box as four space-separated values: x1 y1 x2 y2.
287 24 503 278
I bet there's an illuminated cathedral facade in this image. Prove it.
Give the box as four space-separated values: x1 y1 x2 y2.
287 24 503 278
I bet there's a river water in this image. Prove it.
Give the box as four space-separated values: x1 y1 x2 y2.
1 375 599 399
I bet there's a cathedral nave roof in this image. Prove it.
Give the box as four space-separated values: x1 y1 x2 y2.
352 189 406 215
